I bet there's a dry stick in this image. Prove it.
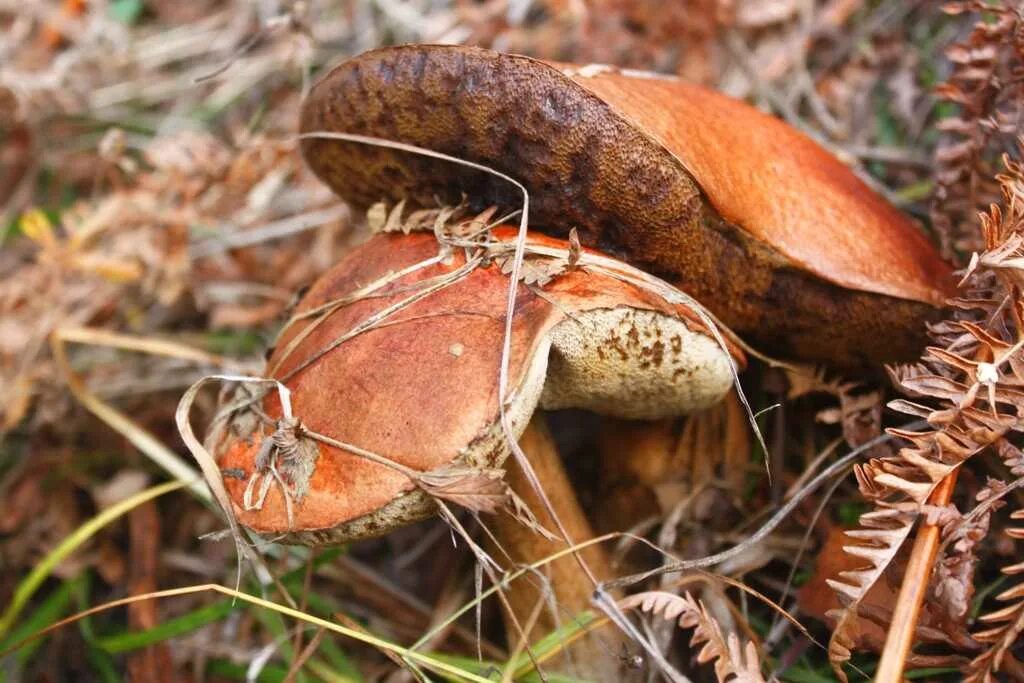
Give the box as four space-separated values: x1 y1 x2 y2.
875 470 960 683
287 553 318 678
190 204 349 257
283 627 325 683
767 439 847 645
501 589 550 683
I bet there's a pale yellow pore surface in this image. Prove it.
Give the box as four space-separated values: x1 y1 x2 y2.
540 307 734 419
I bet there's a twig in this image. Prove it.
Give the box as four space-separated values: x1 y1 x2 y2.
876 470 960 682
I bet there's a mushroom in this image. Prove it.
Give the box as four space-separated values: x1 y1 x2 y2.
486 413 626 678
206 43 956 676
212 224 744 677
299 44 954 369
216 226 744 544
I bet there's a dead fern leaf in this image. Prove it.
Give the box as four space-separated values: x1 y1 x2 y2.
965 522 1024 681
828 141 1024 679
827 156 1024 679
367 199 469 236
965 442 1024 681
619 591 767 682
931 1 1024 257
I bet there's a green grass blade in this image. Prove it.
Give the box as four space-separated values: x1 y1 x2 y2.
97 601 236 653
0 480 186 640
73 574 120 683
0 574 83 665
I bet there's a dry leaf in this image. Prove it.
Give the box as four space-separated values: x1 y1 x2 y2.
417 465 510 515
498 255 569 287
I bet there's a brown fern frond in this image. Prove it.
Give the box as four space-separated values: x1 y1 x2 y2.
928 482 1000 632
965 510 1024 681
965 442 1024 681
619 591 766 683
931 1 1024 258
828 148 1024 680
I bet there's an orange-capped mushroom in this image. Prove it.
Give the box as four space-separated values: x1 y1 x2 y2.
214 227 743 544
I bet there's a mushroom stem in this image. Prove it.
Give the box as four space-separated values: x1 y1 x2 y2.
594 390 750 536
487 413 634 681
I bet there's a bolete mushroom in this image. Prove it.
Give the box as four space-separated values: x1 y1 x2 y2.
211 224 744 678
215 226 744 545
204 43 957 677
299 44 954 368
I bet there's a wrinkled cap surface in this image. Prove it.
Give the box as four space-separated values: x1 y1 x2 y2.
299 44 955 367
215 228 742 544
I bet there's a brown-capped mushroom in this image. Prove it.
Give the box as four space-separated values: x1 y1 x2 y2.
215 226 744 544
299 44 954 368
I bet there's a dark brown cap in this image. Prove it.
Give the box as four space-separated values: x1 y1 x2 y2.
299 44 955 367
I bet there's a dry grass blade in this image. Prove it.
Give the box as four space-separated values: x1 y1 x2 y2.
603 428 907 591
50 328 211 501
267 240 470 379
54 326 248 369
0 584 493 683
0 480 186 640
175 375 295 596
619 591 767 683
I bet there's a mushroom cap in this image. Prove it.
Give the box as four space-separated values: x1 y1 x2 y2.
299 44 955 367
215 227 742 544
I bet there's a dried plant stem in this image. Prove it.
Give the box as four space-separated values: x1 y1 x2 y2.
1 584 493 683
51 329 211 501
876 470 960 682
603 426 916 590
